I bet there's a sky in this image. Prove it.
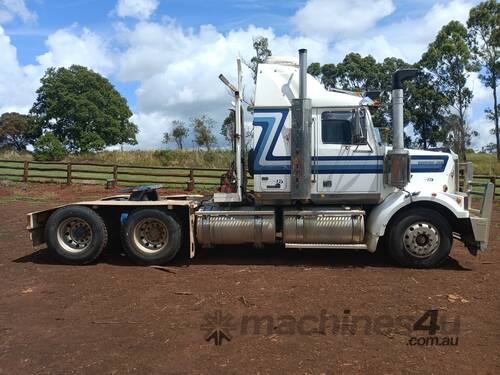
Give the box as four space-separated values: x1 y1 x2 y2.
0 0 494 150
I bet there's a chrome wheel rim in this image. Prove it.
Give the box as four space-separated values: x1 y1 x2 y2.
133 218 168 254
403 221 440 258
57 217 93 253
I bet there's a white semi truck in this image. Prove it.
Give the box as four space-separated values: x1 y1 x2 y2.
26 49 494 268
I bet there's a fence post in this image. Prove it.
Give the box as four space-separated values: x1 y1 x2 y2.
66 163 72 185
187 169 195 191
23 161 29 183
113 164 118 187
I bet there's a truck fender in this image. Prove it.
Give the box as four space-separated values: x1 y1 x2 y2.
365 191 468 252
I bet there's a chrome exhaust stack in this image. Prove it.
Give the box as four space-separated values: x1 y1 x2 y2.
290 49 312 200
385 69 419 189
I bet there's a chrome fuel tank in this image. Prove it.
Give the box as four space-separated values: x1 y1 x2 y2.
195 206 276 247
283 208 364 244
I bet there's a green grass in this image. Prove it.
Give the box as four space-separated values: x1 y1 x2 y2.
465 153 500 175
0 190 57 203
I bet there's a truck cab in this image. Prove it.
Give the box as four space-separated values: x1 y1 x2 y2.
252 59 455 205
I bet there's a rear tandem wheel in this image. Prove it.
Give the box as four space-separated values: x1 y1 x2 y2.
45 205 108 265
120 208 182 265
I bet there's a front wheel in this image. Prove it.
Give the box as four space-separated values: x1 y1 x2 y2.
387 208 452 268
121 209 182 265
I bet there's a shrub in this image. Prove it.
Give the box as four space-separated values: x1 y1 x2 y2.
33 133 67 161
153 149 175 165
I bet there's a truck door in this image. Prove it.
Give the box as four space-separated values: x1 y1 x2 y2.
312 107 381 196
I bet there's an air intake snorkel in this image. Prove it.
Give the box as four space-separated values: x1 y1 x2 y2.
385 69 420 189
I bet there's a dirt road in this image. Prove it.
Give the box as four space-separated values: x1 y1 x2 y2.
0 182 499 374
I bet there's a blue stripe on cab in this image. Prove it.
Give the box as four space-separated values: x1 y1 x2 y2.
252 108 449 175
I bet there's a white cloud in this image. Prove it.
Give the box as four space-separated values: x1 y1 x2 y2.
468 72 490 106
290 0 477 64
115 0 159 20
37 26 115 75
116 20 331 149
330 34 403 62
291 0 395 41
131 111 176 149
0 25 115 116
0 26 42 114
467 72 494 149
371 0 475 62
113 0 487 149
0 0 36 24
0 0 492 151
470 117 495 150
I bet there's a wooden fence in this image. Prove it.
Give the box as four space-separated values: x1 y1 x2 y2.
0 159 254 191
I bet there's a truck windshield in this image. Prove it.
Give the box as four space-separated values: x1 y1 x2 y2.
321 111 352 144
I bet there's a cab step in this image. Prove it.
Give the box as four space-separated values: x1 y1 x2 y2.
285 243 368 250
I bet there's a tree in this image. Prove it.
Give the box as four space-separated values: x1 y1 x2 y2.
482 142 497 153
221 111 235 145
33 133 67 161
307 62 321 78
163 120 189 149
30 65 138 153
172 120 189 150
406 72 448 149
0 112 39 151
335 53 380 91
246 36 272 83
373 57 412 130
318 63 338 90
314 54 379 92
162 131 171 147
421 21 479 159
439 114 479 153
467 0 500 160
311 55 412 130
192 115 216 151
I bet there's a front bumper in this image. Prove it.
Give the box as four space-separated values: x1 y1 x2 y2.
464 182 495 254
469 182 494 251
461 162 495 253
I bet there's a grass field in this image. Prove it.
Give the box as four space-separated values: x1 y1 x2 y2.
0 149 234 169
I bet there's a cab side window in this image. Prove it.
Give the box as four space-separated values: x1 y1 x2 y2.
321 111 352 144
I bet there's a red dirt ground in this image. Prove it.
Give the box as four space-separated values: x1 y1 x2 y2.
0 182 499 374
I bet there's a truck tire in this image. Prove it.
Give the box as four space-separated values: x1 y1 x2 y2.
387 208 452 268
45 205 108 265
121 209 181 265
